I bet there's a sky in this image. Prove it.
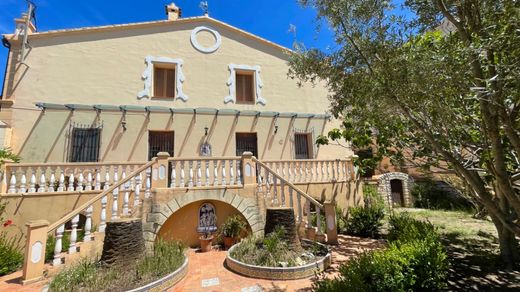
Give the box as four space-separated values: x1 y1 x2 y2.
0 0 336 89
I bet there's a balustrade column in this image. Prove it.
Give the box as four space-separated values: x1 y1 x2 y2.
213 160 218 186
52 225 65 266
134 173 142 208
20 169 27 193
180 162 185 187
170 162 177 188
236 161 242 185
188 161 194 187
67 172 75 191
8 171 16 194
229 160 235 185
111 166 119 220
221 160 227 186
68 215 79 254
205 161 210 186
289 187 294 208
58 170 65 192
95 170 101 190
77 172 84 191
37 169 46 192
48 170 56 192
145 167 151 198
197 161 202 187
84 205 93 242
99 172 110 233
122 168 130 216
296 192 302 223
85 170 93 191
288 162 292 182
316 206 323 235
280 181 285 206
28 169 36 193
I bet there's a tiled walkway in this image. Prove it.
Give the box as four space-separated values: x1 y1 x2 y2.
171 235 385 292
0 235 384 292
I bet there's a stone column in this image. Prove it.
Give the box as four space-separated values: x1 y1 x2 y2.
241 152 256 186
22 220 49 285
154 152 170 188
324 202 338 244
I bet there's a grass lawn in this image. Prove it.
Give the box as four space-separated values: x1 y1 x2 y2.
393 208 520 291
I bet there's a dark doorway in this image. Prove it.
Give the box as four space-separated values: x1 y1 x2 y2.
236 133 258 157
390 179 405 206
148 131 174 160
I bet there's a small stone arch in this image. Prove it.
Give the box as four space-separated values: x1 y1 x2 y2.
142 191 264 250
376 172 414 207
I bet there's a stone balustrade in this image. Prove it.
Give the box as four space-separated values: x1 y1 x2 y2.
3 162 147 194
262 159 355 184
167 157 242 188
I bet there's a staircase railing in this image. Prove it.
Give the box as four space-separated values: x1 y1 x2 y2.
22 159 156 283
253 157 328 238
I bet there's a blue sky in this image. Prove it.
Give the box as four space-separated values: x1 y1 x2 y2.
0 0 335 88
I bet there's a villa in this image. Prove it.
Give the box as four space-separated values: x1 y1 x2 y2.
0 2 369 285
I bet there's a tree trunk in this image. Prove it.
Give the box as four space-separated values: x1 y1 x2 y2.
491 215 520 269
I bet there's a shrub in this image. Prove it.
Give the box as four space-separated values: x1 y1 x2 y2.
411 180 473 211
230 226 300 267
218 215 247 238
314 213 448 291
345 204 385 238
0 201 23 276
49 240 185 292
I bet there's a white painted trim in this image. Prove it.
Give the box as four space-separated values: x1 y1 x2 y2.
224 64 266 105
190 26 222 53
137 56 188 101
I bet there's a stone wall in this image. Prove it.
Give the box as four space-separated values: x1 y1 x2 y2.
376 172 414 207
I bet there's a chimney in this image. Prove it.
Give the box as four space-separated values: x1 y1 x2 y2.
165 3 181 20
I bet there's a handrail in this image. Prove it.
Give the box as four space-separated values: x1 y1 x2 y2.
48 158 156 231
262 158 350 163
4 161 147 168
167 156 240 161
253 157 323 208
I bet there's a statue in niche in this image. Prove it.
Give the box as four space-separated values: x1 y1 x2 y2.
197 202 217 233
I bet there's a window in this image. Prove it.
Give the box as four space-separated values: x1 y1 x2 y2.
69 128 101 162
235 71 254 104
148 131 174 160
153 66 175 98
236 133 258 157
294 133 312 159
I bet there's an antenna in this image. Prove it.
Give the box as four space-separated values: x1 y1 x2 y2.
20 0 36 65
199 1 209 16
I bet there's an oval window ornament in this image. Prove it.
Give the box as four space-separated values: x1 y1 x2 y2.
191 26 221 53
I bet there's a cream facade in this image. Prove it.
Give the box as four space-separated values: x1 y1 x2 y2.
1 9 350 163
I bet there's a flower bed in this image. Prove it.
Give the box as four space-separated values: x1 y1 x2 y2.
226 239 331 280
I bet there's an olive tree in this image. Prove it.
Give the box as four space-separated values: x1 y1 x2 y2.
289 0 520 266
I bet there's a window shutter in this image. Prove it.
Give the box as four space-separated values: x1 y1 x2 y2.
235 73 254 103
166 68 175 98
236 74 245 102
154 67 165 97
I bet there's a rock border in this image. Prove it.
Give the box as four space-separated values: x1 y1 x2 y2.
225 240 331 280
126 255 188 292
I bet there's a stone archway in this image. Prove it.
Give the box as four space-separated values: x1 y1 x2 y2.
376 172 414 207
142 190 264 250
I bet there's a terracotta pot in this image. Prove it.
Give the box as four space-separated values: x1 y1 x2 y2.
199 236 214 252
223 236 238 250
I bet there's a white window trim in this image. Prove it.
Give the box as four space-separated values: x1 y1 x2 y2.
224 64 266 105
137 56 188 101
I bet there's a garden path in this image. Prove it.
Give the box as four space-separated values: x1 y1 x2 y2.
171 235 384 292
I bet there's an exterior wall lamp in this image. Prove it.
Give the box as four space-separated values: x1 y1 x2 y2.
204 126 209 136
274 125 279 134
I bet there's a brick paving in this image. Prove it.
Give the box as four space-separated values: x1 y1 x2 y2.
171 235 385 292
0 235 384 292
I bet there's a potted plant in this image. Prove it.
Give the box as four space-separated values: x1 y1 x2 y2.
219 215 247 250
199 232 214 252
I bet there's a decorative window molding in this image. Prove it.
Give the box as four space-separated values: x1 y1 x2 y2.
224 64 266 105
137 56 188 101
190 26 221 53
